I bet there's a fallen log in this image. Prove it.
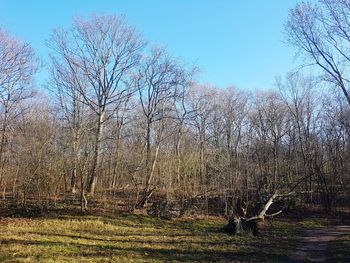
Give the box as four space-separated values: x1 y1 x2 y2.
224 191 286 235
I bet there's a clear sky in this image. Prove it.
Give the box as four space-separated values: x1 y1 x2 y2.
0 0 303 90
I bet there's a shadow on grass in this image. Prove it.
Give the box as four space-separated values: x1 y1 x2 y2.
329 237 350 263
21 231 252 247
0 214 301 262
0 237 289 262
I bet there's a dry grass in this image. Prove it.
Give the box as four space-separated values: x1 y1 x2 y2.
0 214 311 262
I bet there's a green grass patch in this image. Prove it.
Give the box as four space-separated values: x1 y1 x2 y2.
0 215 318 262
299 218 330 229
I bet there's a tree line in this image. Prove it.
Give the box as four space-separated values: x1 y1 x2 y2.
0 0 349 215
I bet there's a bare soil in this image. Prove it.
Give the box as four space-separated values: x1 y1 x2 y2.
288 225 350 262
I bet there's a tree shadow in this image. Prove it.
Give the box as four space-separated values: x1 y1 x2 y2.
0 237 289 262
22 231 248 246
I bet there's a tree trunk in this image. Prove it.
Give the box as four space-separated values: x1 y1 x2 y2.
224 192 282 235
87 111 105 196
0 106 9 189
70 126 79 194
138 143 161 208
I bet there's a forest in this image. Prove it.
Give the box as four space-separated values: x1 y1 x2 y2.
0 1 349 262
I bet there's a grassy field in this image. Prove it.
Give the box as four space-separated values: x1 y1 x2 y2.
0 213 336 263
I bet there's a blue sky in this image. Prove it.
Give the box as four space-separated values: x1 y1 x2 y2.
0 0 303 90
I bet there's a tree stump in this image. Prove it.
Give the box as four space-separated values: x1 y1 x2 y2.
224 216 259 236
223 191 285 236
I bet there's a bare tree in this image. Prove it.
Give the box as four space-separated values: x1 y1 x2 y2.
220 87 249 193
278 73 320 203
187 85 217 192
286 0 350 106
133 47 189 207
49 56 88 194
249 91 288 193
0 28 38 193
48 14 145 195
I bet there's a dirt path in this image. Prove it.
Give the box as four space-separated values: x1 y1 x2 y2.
288 225 350 262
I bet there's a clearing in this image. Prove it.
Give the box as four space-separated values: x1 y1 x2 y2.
0 214 349 262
